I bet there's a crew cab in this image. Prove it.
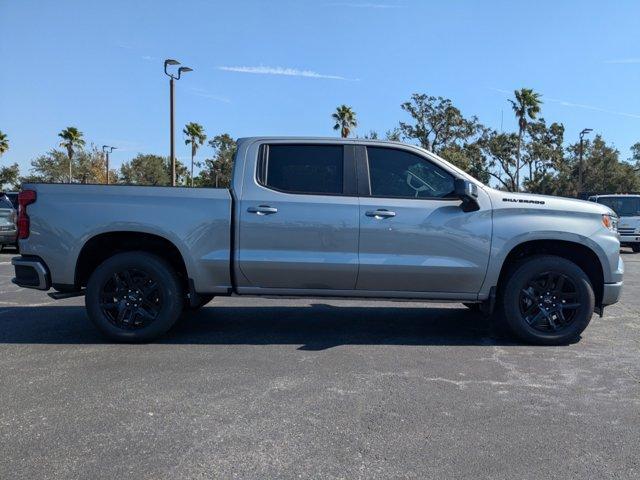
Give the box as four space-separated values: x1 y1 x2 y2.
12 137 623 344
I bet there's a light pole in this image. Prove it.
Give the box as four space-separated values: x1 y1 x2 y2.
578 128 593 197
102 145 116 184
164 59 193 186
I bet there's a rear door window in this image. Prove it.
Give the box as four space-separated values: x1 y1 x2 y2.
261 145 344 195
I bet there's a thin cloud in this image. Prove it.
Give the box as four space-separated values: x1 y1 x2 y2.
190 87 231 103
141 55 155 62
489 88 640 120
604 58 640 64
546 97 640 119
325 2 404 7
218 65 358 81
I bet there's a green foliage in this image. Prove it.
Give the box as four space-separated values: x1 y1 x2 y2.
195 134 237 188
332 105 357 138
25 146 114 184
0 163 20 190
119 154 189 186
0 131 8 156
183 122 207 161
399 93 479 153
509 88 543 190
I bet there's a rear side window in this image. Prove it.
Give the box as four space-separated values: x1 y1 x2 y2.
261 145 343 195
0 197 13 209
366 147 454 199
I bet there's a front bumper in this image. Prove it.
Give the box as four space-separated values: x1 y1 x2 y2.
620 235 640 244
0 230 17 244
11 256 51 290
602 281 623 306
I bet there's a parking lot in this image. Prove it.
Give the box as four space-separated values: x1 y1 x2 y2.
0 248 638 479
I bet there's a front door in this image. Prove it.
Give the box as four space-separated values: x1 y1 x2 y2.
356 145 492 294
237 143 359 291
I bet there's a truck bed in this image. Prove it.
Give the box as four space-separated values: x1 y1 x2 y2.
19 184 233 293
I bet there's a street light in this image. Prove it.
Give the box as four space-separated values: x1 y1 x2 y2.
102 145 116 185
164 59 193 186
578 128 593 196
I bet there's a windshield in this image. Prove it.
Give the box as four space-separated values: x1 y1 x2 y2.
0 197 14 209
596 197 640 217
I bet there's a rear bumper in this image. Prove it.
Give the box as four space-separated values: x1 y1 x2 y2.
11 256 51 290
602 281 623 306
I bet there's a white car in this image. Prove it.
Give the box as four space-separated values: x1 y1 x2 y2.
589 194 640 252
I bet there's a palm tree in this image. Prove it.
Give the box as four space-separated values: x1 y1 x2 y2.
0 131 8 157
58 127 85 183
332 105 357 138
183 122 207 187
509 88 542 191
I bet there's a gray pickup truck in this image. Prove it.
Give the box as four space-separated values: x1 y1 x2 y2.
12 137 623 345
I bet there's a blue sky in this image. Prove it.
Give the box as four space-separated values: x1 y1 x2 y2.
1 0 639 174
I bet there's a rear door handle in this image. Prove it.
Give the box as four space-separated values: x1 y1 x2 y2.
365 209 396 219
247 205 278 215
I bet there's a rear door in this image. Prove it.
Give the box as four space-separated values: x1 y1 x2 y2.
355 145 492 295
236 143 359 291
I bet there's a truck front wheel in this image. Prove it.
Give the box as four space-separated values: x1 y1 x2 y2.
501 255 595 345
632 244 640 253
85 251 184 342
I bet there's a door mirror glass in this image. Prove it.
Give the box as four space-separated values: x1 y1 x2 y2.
454 178 479 212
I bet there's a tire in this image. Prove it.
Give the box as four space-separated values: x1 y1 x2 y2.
632 244 640 253
85 251 184 342
463 302 482 312
184 294 214 311
500 255 595 345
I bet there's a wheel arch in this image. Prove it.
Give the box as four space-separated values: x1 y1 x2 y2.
75 231 190 291
493 239 604 307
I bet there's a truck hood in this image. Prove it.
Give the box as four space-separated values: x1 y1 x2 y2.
484 188 615 216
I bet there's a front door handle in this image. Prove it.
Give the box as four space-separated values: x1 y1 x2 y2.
366 209 396 219
247 205 278 215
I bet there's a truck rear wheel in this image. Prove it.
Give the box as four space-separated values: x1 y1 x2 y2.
501 255 595 345
85 251 183 342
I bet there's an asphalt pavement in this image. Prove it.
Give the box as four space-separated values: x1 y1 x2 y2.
1 247 638 479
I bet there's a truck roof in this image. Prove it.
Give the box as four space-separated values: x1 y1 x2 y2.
236 136 406 146
589 194 640 198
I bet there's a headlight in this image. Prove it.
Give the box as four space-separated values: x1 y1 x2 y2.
602 214 618 233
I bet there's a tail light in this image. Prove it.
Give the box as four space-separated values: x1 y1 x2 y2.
17 190 37 239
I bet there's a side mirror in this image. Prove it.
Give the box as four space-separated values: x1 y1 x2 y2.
454 178 479 212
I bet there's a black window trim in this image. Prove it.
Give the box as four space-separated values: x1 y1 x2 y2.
358 145 461 201
256 143 358 197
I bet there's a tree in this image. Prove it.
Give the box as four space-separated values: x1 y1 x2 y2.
0 131 8 157
439 142 490 184
508 88 542 191
332 105 357 138
399 93 479 153
521 119 565 194
482 131 520 191
183 122 207 187
26 146 113 184
196 134 237 188
119 154 189 186
0 164 20 190
630 142 640 171
565 136 640 196
58 127 85 183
